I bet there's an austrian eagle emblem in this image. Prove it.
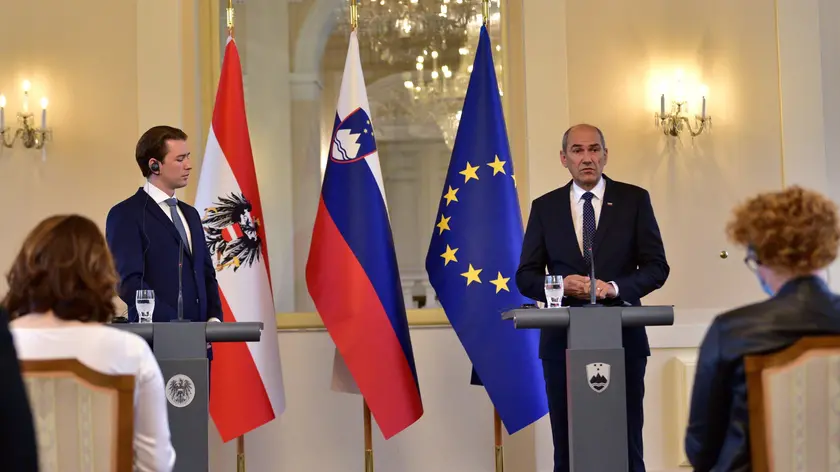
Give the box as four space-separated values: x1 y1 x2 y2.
201 192 262 272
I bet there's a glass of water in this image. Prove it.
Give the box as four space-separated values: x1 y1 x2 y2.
135 290 155 323
544 275 564 308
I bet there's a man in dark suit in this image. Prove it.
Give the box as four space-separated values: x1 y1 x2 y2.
0 306 39 471
106 125 223 326
516 124 670 472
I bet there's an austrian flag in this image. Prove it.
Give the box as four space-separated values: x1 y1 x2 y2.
194 35 286 442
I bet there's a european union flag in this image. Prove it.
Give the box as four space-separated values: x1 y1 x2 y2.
424 25 548 434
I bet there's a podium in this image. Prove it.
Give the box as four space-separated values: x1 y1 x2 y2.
110 321 264 472
502 304 673 471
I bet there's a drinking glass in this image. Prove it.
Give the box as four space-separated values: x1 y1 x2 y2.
135 289 155 323
544 275 564 308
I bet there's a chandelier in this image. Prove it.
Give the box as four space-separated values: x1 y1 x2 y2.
336 0 504 149
336 0 497 66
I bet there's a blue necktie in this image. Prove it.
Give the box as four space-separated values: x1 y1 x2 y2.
582 191 596 265
165 198 191 252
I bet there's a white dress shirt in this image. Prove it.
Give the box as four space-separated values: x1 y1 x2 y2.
144 182 192 249
569 177 619 296
144 182 221 324
11 322 176 472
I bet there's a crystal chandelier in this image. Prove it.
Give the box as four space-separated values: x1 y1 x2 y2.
336 0 504 149
336 0 495 66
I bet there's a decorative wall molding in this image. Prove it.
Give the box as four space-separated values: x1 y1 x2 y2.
276 307 718 350
673 355 698 467
289 72 323 101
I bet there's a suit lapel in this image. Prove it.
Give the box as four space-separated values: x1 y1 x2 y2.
593 177 616 256
179 202 203 259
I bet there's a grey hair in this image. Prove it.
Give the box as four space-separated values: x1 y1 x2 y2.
561 124 606 153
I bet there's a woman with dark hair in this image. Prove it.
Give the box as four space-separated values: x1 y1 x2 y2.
685 186 840 471
5 214 175 472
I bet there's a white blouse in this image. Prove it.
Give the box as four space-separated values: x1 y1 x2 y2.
11 321 176 472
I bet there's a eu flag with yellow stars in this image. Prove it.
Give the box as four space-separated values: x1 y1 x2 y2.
424 24 547 434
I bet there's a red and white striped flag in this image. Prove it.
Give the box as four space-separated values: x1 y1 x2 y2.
195 36 286 442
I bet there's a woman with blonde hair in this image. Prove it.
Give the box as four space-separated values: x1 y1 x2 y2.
4 214 175 472
685 186 840 471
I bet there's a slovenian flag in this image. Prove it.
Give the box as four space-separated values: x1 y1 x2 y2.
305 30 424 439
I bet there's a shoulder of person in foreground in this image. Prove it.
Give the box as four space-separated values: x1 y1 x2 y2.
0 309 40 472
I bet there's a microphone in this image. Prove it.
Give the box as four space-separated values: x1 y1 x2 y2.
177 237 184 321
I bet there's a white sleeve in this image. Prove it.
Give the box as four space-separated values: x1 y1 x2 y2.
133 345 176 472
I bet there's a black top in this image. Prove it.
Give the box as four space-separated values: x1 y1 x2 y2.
0 307 40 471
685 275 840 471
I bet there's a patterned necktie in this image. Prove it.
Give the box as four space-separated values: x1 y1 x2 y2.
164 198 191 252
582 191 596 265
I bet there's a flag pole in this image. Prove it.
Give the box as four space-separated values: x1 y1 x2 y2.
364 400 374 472
481 5 505 470
345 3 370 471
494 408 504 472
225 3 246 471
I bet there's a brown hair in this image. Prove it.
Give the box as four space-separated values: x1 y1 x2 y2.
135 125 188 178
3 215 118 322
727 186 840 274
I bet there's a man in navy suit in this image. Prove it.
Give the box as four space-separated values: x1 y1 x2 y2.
106 125 223 326
516 124 670 472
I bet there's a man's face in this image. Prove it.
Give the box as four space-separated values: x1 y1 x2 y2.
154 139 192 190
560 126 608 189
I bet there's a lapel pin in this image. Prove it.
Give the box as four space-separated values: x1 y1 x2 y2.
607 202 613 206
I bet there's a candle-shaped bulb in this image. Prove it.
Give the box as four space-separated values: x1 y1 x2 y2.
22 80 31 93
40 97 48 130
699 84 708 119
0 95 5 108
660 94 665 116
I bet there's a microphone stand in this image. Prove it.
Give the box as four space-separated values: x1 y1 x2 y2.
586 247 602 307
175 238 185 321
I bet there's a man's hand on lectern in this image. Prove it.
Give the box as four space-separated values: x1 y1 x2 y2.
564 274 591 299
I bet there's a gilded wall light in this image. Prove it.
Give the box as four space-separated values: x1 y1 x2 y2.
0 80 51 155
654 70 711 138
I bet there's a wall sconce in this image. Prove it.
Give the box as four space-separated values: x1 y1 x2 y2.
0 80 51 154
654 72 711 138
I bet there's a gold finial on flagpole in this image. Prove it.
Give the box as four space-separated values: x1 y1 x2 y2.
350 0 359 31
227 0 235 37
482 0 490 26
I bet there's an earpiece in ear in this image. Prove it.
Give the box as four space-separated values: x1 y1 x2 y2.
150 160 160 174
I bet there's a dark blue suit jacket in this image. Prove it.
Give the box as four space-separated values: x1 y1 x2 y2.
515 175 670 359
106 188 223 325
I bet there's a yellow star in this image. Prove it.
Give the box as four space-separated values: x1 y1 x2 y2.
459 162 480 183
461 264 482 285
436 214 451 234
490 272 511 293
487 155 506 175
443 186 459 206
440 245 458 266
511 174 517 188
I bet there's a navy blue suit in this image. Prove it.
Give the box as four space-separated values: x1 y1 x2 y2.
516 175 670 472
106 188 223 326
